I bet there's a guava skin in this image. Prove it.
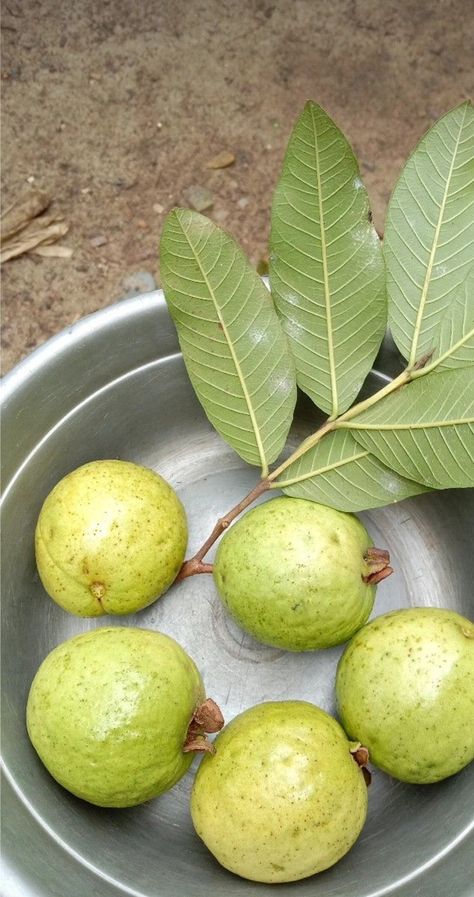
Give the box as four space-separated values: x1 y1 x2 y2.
213 497 376 650
35 460 188 616
191 701 368 884
26 627 205 807
336 608 474 784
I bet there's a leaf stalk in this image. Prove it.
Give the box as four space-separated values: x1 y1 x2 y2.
177 478 270 580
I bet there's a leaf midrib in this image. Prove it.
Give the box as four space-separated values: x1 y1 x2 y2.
310 105 338 418
408 104 468 367
339 418 473 431
275 448 369 488
175 213 268 476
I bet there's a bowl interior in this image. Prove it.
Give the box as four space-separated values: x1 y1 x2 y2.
1 292 473 897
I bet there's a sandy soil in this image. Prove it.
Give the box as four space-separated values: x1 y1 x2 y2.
2 0 473 373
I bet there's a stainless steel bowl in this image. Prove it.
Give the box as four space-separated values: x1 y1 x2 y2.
1 291 473 897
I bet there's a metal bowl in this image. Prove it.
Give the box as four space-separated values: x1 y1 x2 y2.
1 291 473 897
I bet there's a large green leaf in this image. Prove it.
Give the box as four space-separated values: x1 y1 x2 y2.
273 428 427 512
344 368 474 488
160 209 297 475
432 265 474 371
269 101 386 420
384 102 474 367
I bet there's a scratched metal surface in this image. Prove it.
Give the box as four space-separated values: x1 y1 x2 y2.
1 291 473 897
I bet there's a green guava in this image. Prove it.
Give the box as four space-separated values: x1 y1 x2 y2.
213 497 391 651
35 459 188 616
26 627 223 807
336 607 474 783
191 701 369 883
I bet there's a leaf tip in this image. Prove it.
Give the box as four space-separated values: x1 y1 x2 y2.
172 206 191 222
303 99 334 124
161 206 181 230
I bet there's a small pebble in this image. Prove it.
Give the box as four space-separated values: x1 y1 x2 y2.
110 177 136 190
89 235 108 248
122 271 157 297
206 151 235 170
184 185 214 212
237 197 249 209
153 203 165 214
213 208 230 223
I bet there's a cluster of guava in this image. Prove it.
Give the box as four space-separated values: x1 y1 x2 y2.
28 460 474 884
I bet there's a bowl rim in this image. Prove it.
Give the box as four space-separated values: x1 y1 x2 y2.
2 290 164 402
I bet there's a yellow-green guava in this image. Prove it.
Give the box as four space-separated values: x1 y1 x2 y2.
26 627 223 807
213 497 391 650
35 459 187 616
336 607 474 783
191 701 369 883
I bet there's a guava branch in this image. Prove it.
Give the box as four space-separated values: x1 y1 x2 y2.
177 363 419 581
177 478 270 580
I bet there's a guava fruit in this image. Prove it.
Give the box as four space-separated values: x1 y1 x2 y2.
213 497 391 651
26 627 223 807
191 701 369 883
336 607 474 783
35 459 187 616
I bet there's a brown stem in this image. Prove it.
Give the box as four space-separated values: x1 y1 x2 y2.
363 547 393 585
187 562 214 576
177 478 270 580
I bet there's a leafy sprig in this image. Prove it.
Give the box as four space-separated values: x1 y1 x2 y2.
160 101 474 577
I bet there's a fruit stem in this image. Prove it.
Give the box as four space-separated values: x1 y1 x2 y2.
177 478 270 579
183 698 224 754
350 744 372 786
363 547 393 585
189 562 214 575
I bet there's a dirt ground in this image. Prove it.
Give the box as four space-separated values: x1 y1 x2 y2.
1 0 473 374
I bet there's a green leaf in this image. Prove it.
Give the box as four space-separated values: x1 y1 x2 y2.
384 102 474 367
160 209 297 475
269 101 386 419
344 368 474 489
273 428 428 512
431 265 474 371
